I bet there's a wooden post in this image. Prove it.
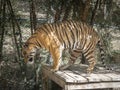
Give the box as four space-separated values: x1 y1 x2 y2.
42 69 49 90
51 80 62 90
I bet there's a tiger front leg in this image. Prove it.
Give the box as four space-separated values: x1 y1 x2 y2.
50 47 62 72
51 56 62 72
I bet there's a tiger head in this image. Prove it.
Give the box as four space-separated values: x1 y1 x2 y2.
22 43 37 65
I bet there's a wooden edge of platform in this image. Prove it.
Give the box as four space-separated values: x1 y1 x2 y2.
42 65 66 88
65 82 120 90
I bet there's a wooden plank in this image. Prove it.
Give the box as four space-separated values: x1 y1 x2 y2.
96 74 112 81
63 70 88 83
55 71 77 83
68 65 107 82
104 73 120 81
70 66 119 82
72 70 110 82
65 82 120 90
81 73 104 82
80 73 118 82
64 65 102 83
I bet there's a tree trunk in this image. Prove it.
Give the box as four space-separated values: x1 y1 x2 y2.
0 0 3 16
81 0 91 22
54 8 61 22
6 0 22 61
63 7 71 21
0 0 6 60
30 0 37 35
90 0 100 26
54 0 64 22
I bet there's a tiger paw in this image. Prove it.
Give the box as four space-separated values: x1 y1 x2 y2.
50 68 58 72
87 68 93 74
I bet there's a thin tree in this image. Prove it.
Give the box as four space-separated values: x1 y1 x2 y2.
6 0 22 61
29 0 37 35
0 0 6 60
90 0 100 26
29 0 39 89
62 0 72 21
81 0 91 22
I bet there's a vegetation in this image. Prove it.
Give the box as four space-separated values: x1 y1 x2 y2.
0 0 119 90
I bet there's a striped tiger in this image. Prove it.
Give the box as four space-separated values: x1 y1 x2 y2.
22 20 105 73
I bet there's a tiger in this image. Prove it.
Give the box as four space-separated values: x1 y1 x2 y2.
22 20 105 74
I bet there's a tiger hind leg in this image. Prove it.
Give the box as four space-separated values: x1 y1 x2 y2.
60 49 82 70
83 50 96 74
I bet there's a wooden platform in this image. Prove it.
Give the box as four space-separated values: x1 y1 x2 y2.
42 64 120 90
